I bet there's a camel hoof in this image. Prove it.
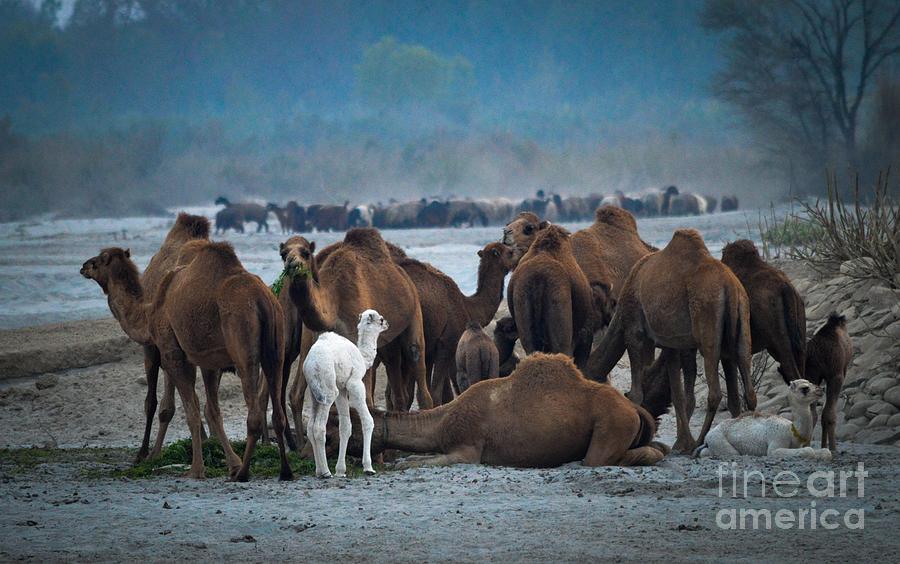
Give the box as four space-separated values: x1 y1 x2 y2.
672 438 696 454
363 469 377 476
184 470 206 480
229 473 250 483
317 472 333 479
335 472 347 478
279 469 294 482
133 450 149 465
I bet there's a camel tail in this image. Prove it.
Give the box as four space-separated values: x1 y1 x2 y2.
630 405 657 449
780 285 807 384
585 307 626 382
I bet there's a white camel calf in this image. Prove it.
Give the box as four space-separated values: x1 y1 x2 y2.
696 379 832 460
304 309 388 478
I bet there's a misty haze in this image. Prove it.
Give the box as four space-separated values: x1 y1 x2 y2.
1 1 899 562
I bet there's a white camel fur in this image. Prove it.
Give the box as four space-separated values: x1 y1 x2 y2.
696 379 832 460
303 309 388 478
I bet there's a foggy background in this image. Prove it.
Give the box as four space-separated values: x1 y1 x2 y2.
1 0 898 221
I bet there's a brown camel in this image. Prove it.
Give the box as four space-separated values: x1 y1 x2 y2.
267 203 291 234
81 244 292 481
507 225 594 368
103 212 211 463
330 353 666 468
493 316 520 377
804 313 852 451
586 228 754 452
215 197 270 232
721 239 807 385
455 321 500 393
284 228 434 441
385 242 515 406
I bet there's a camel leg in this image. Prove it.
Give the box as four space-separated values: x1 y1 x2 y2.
256 377 271 444
364 366 377 411
201 368 242 477
737 349 756 411
680 349 698 419
429 352 455 406
169 364 205 479
233 363 266 482
406 319 434 409
582 420 631 466
136 345 161 463
624 340 653 406
260 355 293 481
334 391 351 477
697 350 723 445
665 349 695 453
394 446 481 469
721 359 742 417
307 400 333 478
821 380 841 451
383 343 408 411
348 379 376 474
149 372 176 459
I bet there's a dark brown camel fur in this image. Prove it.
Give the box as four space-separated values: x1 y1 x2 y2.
721 239 807 385
586 228 754 452
455 321 500 393
285 228 434 442
508 225 593 368
215 197 270 232
805 313 852 450
493 316 520 377
81 244 291 481
330 353 666 468
100 213 211 463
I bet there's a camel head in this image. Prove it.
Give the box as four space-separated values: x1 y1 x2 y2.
266 202 281 212
80 247 138 295
502 212 549 264
357 309 389 335
477 242 516 273
721 239 762 268
787 379 824 406
214 196 230 206
279 236 316 280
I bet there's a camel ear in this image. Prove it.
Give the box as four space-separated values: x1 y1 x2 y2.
539 220 550 229
477 250 484 258
100 252 110 265
279 242 285 253
124 248 131 258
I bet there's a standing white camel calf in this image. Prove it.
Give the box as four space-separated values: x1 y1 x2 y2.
304 309 388 478
696 379 832 460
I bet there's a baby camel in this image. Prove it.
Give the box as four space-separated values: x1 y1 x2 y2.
455 321 500 393
304 309 389 478
696 379 832 460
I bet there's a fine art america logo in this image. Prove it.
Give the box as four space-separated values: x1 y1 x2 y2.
716 462 867 530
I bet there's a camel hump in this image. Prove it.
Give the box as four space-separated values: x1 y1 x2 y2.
528 224 572 253
666 228 710 255
511 353 585 385
192 241 243 268
721 239 761 266
594 206 638 231
173 212 210 240
385 241 407 260
343 227 390 258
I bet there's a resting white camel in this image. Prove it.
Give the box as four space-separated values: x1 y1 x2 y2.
304 309 388 478
696 379 832 460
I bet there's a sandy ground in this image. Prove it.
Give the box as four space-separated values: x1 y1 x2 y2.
2 317 900 561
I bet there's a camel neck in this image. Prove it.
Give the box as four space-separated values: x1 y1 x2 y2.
465 261 507 327
288 273 335 332
375 408 447 453
356 330 380 369
107 274 152 345
790 400 815 446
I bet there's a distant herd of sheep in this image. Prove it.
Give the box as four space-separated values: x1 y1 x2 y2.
213 187 740 234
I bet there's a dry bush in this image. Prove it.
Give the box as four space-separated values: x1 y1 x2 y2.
790 172 899 287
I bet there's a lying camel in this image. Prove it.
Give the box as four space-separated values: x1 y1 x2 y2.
696 379 831 460
284 228 433 440
331 353 666 468
99 212 211 463
385 242 515 405
805 313 853 450
587 229 754 452
508 225 593 368
721 239 806 385
81 244 291 481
